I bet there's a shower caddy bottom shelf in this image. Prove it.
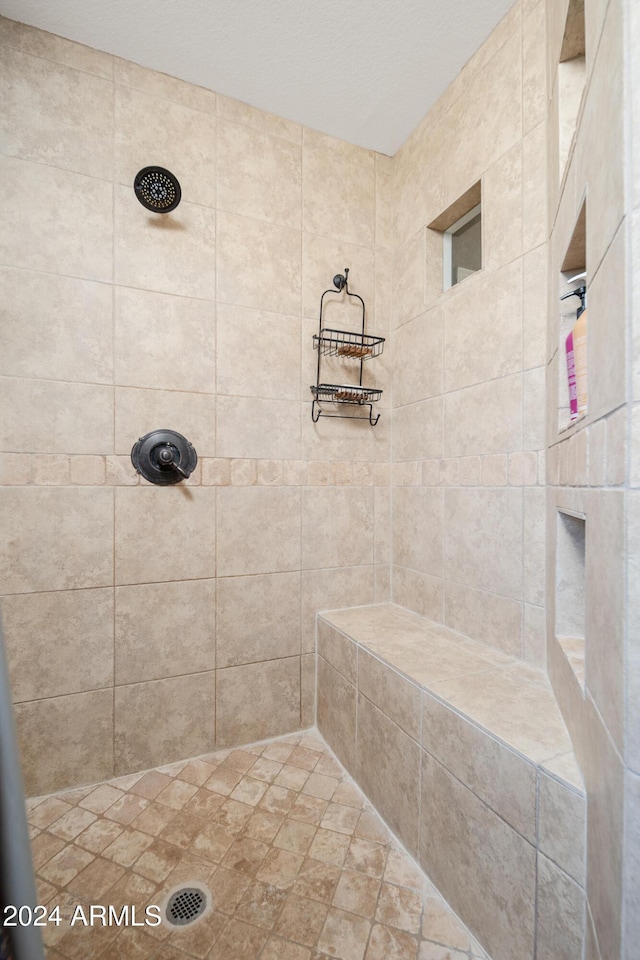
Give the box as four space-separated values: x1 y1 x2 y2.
310 383 382 425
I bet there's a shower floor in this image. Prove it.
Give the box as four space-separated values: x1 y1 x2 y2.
25 730 488 960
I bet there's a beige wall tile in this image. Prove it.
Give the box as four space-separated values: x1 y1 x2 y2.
443 260 522 391
0 453 32 485
317 619 357 685
444 488 523 599
113 56 215 113
522 1 547 133
2 588 113 701
583 907 602 960
536 854 585 960
422 693 537 841
374 563 391 602
217 119 301 227
442 30 522 211
393 230 425 327
0 156 112 281
302 392 378 462
482 453 508 486
115 672 215 774
392 566 444 622
0 269 113 384
0 378 113 455
523 244 548 370
523 367 546 451
0 488 113 594
114 85 216 207
317 656 356 775
392 306 443 406
374 485 391 565
482 144 523 271
216 656 300 747
578 0 624 275
301 653 316 728
114 186 215 300
624 771 640 954
114 288 214 393
633 213 640 401
356 693 421 855
606 407 626 487
0 17 114 77
585 490 624 751
589 419 606 486
628 492 640 771
393 398 443 461
523 602 546 666
115 386 215 458
217 303 300 399
115 486 215 584
301 233 375 324
524 487 546 605
358 650 421 742
303 129 375 246
31 453 69 485
216 94 301 143
301 567 374 654
115 579 215 683
444 581 523 656
302 488 373 570
15 689 114 795
216 396 301 460
217 572 301 667
217 211 300 314
392 487 443 577
0 47 114 178
419 750 535 960
522 122 548 253
444 375 522 457
217 487 301 576
587 224 626 421
538 772 586 885
583 697 624 960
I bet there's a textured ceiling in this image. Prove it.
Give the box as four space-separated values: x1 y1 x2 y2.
0 0 515 155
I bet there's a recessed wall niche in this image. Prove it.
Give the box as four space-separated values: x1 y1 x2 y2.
558 201 586 432
558 0 586 180
555 509 586 689
428 181 482 292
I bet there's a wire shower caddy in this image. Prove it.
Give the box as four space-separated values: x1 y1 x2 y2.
310 268 385 425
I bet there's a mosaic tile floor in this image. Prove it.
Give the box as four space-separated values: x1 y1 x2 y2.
25 731 489 960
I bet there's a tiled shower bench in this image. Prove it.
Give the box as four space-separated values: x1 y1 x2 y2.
316 603 586 960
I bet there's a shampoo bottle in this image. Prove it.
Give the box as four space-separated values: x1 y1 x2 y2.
561 276 587 420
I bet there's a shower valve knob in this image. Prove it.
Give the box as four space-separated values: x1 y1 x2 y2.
130 430 198 485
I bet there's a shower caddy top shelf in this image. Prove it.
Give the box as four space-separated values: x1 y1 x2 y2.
311 268 384 425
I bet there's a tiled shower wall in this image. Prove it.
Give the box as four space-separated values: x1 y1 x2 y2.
389 0 548 663
0 16 392 796
544 0 639 958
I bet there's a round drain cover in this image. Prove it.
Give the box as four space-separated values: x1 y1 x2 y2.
166 887 208 927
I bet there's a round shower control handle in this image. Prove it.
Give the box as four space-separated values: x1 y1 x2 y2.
130 430 198 485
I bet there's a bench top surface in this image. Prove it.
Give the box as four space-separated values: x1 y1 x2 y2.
319 602 581 787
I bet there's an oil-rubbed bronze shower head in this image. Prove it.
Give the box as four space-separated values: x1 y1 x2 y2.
134 166 181 213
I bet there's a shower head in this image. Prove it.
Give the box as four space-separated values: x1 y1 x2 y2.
134 166 182 213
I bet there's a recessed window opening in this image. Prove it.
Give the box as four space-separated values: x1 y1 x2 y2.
444 204 482 290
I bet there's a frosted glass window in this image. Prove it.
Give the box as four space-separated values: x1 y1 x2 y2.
444 204 482 289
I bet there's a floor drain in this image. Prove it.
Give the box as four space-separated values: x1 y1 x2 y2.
164 884 210 928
